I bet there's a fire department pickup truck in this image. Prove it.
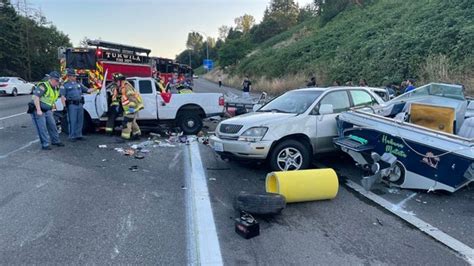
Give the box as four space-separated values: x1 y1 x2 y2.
81 77 224 134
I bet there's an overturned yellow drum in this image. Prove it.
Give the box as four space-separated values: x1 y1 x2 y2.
265 169 339 203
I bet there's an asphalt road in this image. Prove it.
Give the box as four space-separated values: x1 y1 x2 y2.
0 83 471 264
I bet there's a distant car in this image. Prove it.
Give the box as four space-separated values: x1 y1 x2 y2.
193 74 199 79
0 77 35 96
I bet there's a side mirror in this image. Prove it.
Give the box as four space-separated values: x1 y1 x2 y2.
319 104 334 115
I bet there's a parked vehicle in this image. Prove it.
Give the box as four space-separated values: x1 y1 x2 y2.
0 77 35 96
80 77 225 135
210 86 384 171
334 83 474 192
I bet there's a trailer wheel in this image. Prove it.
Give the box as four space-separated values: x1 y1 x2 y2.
177 111 203 135
387 161 405 185
233 191 286 215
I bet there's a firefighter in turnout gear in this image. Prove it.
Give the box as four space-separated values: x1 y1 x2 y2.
112 73 144 140
105 80 122 135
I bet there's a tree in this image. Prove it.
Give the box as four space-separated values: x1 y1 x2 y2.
218 37 253 67
186 32 203 51
234 14 255 34
218 25 230 40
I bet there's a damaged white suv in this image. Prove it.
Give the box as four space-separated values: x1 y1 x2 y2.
210 87 384 171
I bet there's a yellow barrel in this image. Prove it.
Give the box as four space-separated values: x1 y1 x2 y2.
265 169 339 203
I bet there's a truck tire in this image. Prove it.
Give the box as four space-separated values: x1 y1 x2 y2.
177 111 203 135
233 191 286 215
269 139 311 171
82 112 93 134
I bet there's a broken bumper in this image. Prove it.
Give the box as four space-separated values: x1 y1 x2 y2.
209 135 272 159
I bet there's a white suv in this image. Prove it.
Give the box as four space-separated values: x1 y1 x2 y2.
210 87 384 171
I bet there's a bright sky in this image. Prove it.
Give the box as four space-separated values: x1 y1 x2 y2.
26 0 313 59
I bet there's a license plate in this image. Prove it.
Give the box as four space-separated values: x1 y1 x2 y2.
213 142 224 152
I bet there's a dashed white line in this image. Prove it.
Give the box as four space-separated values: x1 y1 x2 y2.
184 141 223 265
0 139 39 159
345 180 474 264
0 112 26 121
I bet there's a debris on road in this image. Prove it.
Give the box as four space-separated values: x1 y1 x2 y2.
235 212 260 239
124 149 135 156
266 169 339 203
209 178 216 181
129 165 138 172
181 185 187 190
98 144 107 149
135 154 145 159
234 191 286 215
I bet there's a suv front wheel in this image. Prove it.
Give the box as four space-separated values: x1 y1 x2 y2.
269 139 311 171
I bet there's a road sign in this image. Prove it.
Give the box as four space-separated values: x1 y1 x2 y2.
203 59 213 70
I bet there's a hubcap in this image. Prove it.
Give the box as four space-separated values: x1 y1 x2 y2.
277 147 303 171
186 120 195 128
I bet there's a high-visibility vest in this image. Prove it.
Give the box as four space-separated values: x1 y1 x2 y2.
121 81 144 114
110 84 121 106
34 81 59 107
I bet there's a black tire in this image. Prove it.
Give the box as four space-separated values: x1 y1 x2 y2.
269 139 311 171
59 112 69 135
177 111 203 135
11 88 17 96
233 191 286 215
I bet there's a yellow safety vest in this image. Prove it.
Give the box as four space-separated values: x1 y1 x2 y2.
34 81 59 107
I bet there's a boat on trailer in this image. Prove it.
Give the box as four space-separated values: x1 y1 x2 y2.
334 83 474 192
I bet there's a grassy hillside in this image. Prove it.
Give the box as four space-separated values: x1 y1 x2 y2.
214 0 473 92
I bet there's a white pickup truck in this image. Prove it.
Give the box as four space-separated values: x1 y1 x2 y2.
78 77 224 134
210 86 384 171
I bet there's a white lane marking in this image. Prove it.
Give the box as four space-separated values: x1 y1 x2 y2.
345 180 474 264
0 112 26 121
184 141 223 265
0 139 39 159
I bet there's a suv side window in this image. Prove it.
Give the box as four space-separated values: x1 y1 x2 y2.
350 90 377 107
317 91 351 113
138 80 152 94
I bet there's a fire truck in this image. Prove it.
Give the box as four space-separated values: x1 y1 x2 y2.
58 40 153 89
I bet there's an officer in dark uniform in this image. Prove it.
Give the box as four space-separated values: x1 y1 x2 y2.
60 69 93 141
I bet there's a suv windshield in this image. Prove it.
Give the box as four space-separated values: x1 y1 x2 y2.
259 90 323 114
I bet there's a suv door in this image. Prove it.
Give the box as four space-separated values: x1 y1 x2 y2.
313 90 351 152
349 89 378 108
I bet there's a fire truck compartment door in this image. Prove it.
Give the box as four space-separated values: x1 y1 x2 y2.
95 70 108 117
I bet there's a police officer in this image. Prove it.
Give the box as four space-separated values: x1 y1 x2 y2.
29 71 65 150
60 69 94 141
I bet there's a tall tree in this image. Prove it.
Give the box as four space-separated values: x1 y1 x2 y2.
234 14 255 34
186 32 203 51
218 25 230 40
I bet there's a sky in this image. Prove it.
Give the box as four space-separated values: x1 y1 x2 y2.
25 0 313 59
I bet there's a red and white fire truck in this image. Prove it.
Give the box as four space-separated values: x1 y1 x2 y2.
58 39 153 89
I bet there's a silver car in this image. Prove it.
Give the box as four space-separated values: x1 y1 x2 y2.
210 87 384 171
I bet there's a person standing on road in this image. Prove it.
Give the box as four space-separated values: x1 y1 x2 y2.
218 74 222 88
404 79 416 93
60 69 94 141
28 71 65 150
307 75 317 87
112 73 144 141
242 76 252 98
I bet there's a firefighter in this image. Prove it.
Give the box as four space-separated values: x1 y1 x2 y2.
105 80 122 135
112 73 144 141
60 69 94 141
28 71 65 150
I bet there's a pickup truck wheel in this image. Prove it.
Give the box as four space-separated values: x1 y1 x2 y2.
270 139 311 171
178 112 203 135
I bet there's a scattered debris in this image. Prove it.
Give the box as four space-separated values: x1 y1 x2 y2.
102 159 107 162
209 178 217 181
134 154 145 160
235 212 260 239
124 149 135 156
141 149 150 153
114 147 124 153
149 132 161 137
181 185 187 190
376 218 383 226
129 165 138 172
98 144 107 149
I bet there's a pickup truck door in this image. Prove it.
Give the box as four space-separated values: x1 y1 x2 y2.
132 79 157 120
95 70 108 117
314 90 351 152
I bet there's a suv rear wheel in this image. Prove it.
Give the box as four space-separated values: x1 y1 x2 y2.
269 139 311 171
